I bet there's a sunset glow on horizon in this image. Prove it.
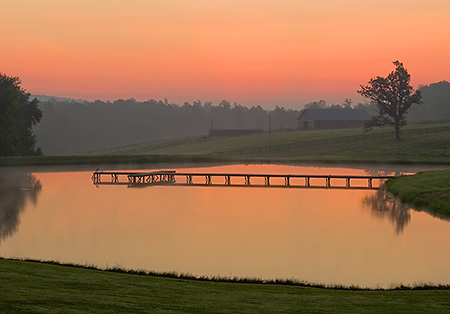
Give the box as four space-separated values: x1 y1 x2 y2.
2 0 449 108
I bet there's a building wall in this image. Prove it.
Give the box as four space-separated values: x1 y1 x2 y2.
298 120 314 130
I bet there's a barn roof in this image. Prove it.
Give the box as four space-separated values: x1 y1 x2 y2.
298 109 371 121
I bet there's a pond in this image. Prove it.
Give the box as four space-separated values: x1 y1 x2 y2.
1 163 449 288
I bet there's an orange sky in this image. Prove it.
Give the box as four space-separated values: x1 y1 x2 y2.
1 0 449 108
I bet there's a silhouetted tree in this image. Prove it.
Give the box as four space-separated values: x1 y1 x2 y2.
0 73 42 155
358 61 422 140
342 98 352 109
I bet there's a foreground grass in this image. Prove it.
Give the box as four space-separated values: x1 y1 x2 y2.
386 169 450 218
1 259 449 314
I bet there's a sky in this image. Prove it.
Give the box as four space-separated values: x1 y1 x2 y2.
1 0 449 109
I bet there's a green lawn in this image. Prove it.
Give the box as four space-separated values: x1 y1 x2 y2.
385 169 450 218
260 131 450 163
1 259 449 314
130 123 450 164
134 127 372 156
2 123 450 166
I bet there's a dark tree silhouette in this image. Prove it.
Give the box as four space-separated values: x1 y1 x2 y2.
358 61 422 140
0 73 42 155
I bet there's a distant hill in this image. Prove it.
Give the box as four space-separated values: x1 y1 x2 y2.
32 98 295 155
408 81 450 122
31 94 85 103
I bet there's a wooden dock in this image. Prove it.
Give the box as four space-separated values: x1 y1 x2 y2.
91 170 395 189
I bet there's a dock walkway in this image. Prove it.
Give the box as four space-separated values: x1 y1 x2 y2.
92 170 395 189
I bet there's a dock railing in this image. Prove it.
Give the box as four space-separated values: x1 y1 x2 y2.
92 170 396 190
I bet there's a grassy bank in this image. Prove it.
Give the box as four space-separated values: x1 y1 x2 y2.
1 259 449 314
385 169 450 218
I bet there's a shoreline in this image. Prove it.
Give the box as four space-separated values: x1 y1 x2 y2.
1 154 450 168
1 257 449 291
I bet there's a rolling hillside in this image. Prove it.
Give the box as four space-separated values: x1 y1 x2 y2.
98 123 450 164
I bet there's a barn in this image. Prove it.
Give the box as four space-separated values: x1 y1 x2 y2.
297 109 371 130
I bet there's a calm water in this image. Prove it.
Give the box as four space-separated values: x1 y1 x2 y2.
1 163 449 288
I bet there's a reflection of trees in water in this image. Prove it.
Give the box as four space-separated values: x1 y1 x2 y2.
0 173 42 243
363 189 411 234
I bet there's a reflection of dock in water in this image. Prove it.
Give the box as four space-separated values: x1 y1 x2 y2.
92 170 395 189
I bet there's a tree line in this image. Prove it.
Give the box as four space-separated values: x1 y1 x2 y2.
1 70 448 156
33 99 302 155
30 80 450 155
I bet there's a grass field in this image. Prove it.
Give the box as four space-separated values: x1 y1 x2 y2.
2 123 450 166
1 259 450 314
385 169 450 217
97 123 450 164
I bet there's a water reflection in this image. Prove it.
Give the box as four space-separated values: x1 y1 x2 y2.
1 164 450 288
363 189 411 234
0 172 42 243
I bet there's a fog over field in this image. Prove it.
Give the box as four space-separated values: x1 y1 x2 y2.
31 81 450 155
